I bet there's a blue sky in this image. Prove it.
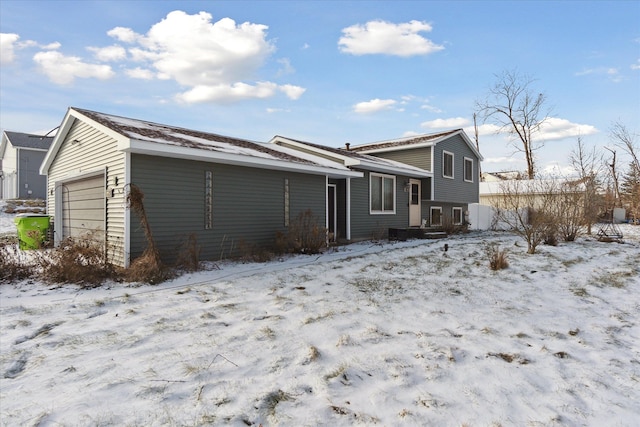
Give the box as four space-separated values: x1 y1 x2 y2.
1 0 638 174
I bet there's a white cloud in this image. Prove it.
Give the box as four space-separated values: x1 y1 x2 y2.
0 33 20 64
483 156 522 164
631 59 640 70
126 11 274 86
107 10 302 103
33 50 114 85
421 117 470 129
338 20 444 57
125 67 155 79
277 58 295 76
353 98 397 114
107 27 140 43
88 45 127 62
176 81 279 103
537 117 598 141
575 66 623 82
279 84 306 100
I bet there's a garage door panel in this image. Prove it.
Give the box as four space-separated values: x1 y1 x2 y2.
61 175 105 241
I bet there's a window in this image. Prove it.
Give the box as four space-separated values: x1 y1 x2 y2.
370 173 395 214
284 178 290 227
464 157 474 182
453 207 463 225
204 170 213 229
430 206 442 226
443 151 454 179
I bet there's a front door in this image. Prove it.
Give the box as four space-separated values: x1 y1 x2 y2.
409 179 421 227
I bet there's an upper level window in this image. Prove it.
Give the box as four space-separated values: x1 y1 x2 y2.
443 151 454 179
370 173 395 214
464 157 474 182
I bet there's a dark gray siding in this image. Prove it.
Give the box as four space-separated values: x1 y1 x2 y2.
432 134 479 204
423 201 470 226
372 147 432 172
349 170 410 240
18 150 47 199
130 154 326 263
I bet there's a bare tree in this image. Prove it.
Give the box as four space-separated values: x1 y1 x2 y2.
604 147 621 208
569 136 603 234
476 69 551 179
493 179 558 254
610 121 639 173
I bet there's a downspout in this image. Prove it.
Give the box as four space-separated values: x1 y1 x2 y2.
346 177 351 241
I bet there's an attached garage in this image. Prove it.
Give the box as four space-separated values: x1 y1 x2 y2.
58 173 106 242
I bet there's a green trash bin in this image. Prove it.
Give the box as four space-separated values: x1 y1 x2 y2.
14 214 50 250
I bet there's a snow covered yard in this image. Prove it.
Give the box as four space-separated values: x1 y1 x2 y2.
1 201 640 425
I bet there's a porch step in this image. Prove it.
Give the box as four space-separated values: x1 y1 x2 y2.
388 228 448 241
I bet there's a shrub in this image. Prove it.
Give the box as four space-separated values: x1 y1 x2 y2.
0 245 32 283
38 236 115 287
487 244 509 270
175 233 201 271
276 210 327 254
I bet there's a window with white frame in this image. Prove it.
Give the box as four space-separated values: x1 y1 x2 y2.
464 157 474 182
452 207 463 225
370 173 395 214
430 206 442 226
443 151 454 179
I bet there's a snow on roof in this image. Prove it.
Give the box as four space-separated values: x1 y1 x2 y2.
271 135 432 178
74 108 327 166
349 129 461 152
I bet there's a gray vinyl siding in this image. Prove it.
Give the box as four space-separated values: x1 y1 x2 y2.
371 147 432 172
349 169 409 240
129 154 326 263
432 134 479 204
423 201 470 226
46 119 126 265
17 149 47 199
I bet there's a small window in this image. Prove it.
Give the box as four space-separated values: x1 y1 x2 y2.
284 178 290 227
370 173 396 214
204 170 213 229
443 151 454 179
464 157 474 182
430 206 442 226
453 207 463 225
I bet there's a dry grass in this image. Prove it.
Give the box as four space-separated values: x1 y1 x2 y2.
487 244 509 270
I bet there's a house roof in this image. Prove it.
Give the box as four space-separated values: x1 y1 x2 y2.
270 135 432 178
41 108 362 179
480 178 586 196
1 131 53 152
348 129 484 161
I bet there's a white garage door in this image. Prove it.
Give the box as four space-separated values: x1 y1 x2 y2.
61 174 105 241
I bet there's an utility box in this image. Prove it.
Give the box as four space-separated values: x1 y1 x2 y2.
14 214 50 250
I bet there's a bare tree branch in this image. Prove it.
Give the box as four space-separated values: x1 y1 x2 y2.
476 69 551 179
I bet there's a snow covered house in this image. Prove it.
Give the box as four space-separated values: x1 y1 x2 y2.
1 131 53 199
40 107 480 267
349 130 484 228
40 107 362 267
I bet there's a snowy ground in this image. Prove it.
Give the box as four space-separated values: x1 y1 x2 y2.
1 200 640 426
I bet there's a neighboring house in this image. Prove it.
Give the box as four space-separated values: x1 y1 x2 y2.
349 129 483 228
269 136 432 241
0 131 53 199
40 107 361 267
479 178 586 208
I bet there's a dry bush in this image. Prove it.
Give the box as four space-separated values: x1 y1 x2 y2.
487 244 509 270
0 245 32 283
125 184 172 284
238 239 274 263
175 233 201 271
277 210 327 254
38 236 116 287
